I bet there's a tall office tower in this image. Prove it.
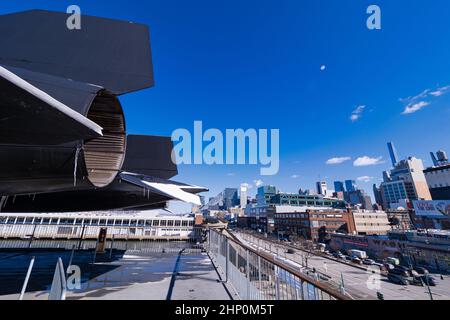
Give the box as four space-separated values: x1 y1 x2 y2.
381 157 432 209
430 152 439 167
373 184 383 206
424 149 450 200
393 157 432 200
437 150 449 164
223 188 239 209
346 189 373 210
430 150 449 167
316 181 327 196
257 185 278 204
334 181 345 193
388 142 399 168
345 180 357 192
382 170 391 183
239 184 248 209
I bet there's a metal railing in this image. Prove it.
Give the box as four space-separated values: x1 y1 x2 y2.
49 258 67 300
0 223 197 242
207 229 350 300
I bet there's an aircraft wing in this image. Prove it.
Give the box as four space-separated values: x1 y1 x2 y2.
0 65 103 145
122 135 178 179
0 10 154 95
120 172 208 206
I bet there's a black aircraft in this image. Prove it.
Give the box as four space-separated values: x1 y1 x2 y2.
0 10 207 212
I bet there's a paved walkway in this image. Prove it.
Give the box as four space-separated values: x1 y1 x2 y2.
0 249 232 300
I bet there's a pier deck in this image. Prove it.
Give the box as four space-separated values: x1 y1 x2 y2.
0 245 232 300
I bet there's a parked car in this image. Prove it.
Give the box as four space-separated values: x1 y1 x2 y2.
418 275 437 287
286 248 295 254
384 263 395 271
390 268 410 278
414 267 429 275
351 257 362 264
363 259 376 265
373 262 385 270
385 257 400 266
394 265 410 273
333 252 344 259
388 273 409 285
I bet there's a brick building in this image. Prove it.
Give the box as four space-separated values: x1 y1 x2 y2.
273 206 356 242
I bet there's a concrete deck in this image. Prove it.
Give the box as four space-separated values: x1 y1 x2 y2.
0 248 232 300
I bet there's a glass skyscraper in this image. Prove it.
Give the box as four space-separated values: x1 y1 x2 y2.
334 181 345 193
345 180 357 192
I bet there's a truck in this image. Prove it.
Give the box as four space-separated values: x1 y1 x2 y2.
348 249 368 259
385 257 400 266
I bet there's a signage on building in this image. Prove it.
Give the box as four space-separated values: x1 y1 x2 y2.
413 200 450 217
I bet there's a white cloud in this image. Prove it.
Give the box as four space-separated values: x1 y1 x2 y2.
402 101 430 115
291 174 300 179
326 157 351 165
357 176 374 183
350 105 366 122
430 85 450 97
227 173 235 176
353 156 385 167
400 89 431 104
400 85 450 115
254 179 264 187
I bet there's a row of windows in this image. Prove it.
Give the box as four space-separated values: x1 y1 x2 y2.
276 220 310 226
355 215 387 219
280 200 333 206
430 183 450 188
274 213 343 219
0 216 194 227
425 168 450 175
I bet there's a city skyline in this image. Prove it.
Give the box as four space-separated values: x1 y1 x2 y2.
0 0 449 304
2 1 450 211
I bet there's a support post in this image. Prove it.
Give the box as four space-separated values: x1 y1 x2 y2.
19 257 35 300
246 249 250 299
225 238 229 283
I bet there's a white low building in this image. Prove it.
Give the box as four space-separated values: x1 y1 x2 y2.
352 210 391 235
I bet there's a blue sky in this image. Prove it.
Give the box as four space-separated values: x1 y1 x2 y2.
3 1 450 210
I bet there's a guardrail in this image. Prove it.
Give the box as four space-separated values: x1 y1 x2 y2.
0 238 197 251
49 258 67 300
207 228 350 300
233 230 377 299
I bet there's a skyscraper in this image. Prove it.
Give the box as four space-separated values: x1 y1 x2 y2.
223 188 239 209
437 150 448 163
424 149 450 200
430 150 449 167
346 189 373 210
373 184 383 206
316 181 327 196
257 185 277 204
345 180 357 192
334 181 345 193
380 156 432 209
239 184 248 208
388 142 399 168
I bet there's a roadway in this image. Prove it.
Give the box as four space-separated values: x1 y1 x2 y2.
232 231 450 300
